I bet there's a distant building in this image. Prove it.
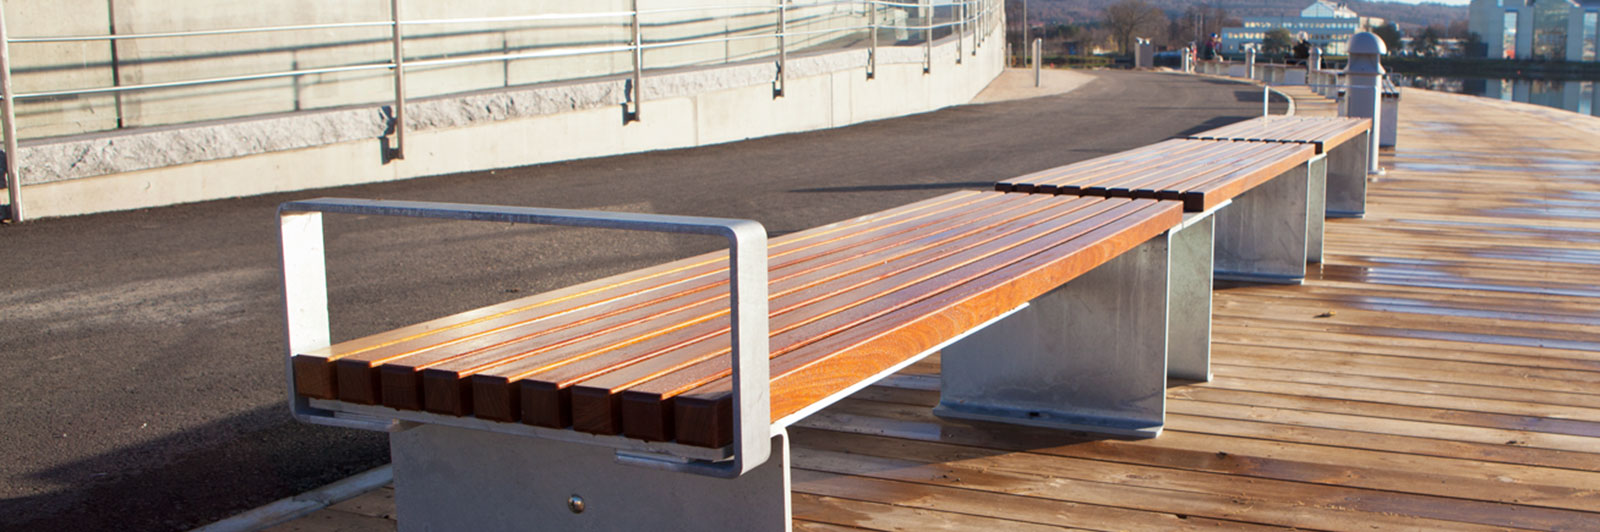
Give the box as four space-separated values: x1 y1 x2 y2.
1470 0 1600 61
1218 1 1377 56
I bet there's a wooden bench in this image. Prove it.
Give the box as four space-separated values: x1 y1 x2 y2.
1185 116 1373 219
995 138 1319 283
278 191 1191 531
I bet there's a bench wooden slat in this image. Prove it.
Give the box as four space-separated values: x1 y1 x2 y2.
565 195 1120 438
457 193 1066 423
998 140 1316 212
1089 141 1265 197
384 193 1026 415
669 198 1184 447
603 197 1161 443
293 191 989 402
995 139 1206 193
1167 143 1317 211
494 195 1070 427
1034 141 1261 195
1186 116 1370 154
1057 141 1257 196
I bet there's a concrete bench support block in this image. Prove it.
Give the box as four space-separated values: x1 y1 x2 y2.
391 424 792 532
1214 162 1311 284
935 233 1172 438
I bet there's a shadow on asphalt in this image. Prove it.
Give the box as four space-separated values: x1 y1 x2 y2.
788 181 993 193
0 407 389 531
1170 116 1258 137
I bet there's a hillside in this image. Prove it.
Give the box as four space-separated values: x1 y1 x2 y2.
1030 0 1467 30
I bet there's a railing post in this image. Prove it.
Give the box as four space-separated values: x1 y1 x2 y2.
970 0 978 55
629 0 643 122
388 0 406 161
1021 0 1027 68
867 0 876 79
1245 47 1256 80
956 0 963 63
0 3 20 223
1345 31 1385 175
775 0 786 97
922 0 931 73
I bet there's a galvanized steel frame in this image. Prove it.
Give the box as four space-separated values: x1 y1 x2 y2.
277 197 772 478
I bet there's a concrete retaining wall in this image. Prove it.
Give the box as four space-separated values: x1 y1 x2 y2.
16 25 1005 219
3 0 906 139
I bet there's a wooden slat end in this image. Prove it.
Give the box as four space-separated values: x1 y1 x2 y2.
334 358 381 405
672 394 732 449
467 374 517 422
291 355 338 400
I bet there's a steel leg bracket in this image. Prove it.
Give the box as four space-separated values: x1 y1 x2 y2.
935 233 1172 438
391 424 792 532
1325 132 1369 218
1214 161 1311 284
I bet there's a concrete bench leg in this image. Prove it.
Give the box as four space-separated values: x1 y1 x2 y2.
1306 153 1328 263
1214 162 1310 284
390 424 792 532
1168 214 1214 382
935 233 1170 438
1326 131 1368 218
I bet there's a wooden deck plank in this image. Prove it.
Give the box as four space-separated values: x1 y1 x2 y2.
788 426 1577 530
793 469 1282 531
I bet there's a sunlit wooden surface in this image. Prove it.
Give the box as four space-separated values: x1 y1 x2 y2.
267 86 1600 532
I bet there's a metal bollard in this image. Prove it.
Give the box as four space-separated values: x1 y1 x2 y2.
1033 38 1041 87
1344 32 1385 175
1244 48 1256 80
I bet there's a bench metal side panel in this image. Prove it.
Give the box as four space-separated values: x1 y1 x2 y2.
934 232 1171 437
1326 130 1370 218
1214 161 1311 284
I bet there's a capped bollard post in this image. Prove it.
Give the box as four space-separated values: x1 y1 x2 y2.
1033 38 1042 87
1344 31 1385 175
1308 47 1321 72
1381 83 1401 148
1244 47 1257 80
1182 46 1194 73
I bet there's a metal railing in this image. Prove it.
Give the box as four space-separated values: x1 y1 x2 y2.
0 0 1001 222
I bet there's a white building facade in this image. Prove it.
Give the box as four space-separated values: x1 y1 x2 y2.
1471 0 1600 61
1219 1 1367 56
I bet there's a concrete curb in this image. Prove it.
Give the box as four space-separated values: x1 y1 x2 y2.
1269 85 1299 116
189 465 393 532
1173 71 1299 117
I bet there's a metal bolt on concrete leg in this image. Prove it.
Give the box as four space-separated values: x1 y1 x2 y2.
568 494 586 514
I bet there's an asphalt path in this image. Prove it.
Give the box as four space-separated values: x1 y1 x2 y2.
0 70 1285 531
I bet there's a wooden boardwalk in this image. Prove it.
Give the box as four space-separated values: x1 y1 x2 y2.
266 87 1600 531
